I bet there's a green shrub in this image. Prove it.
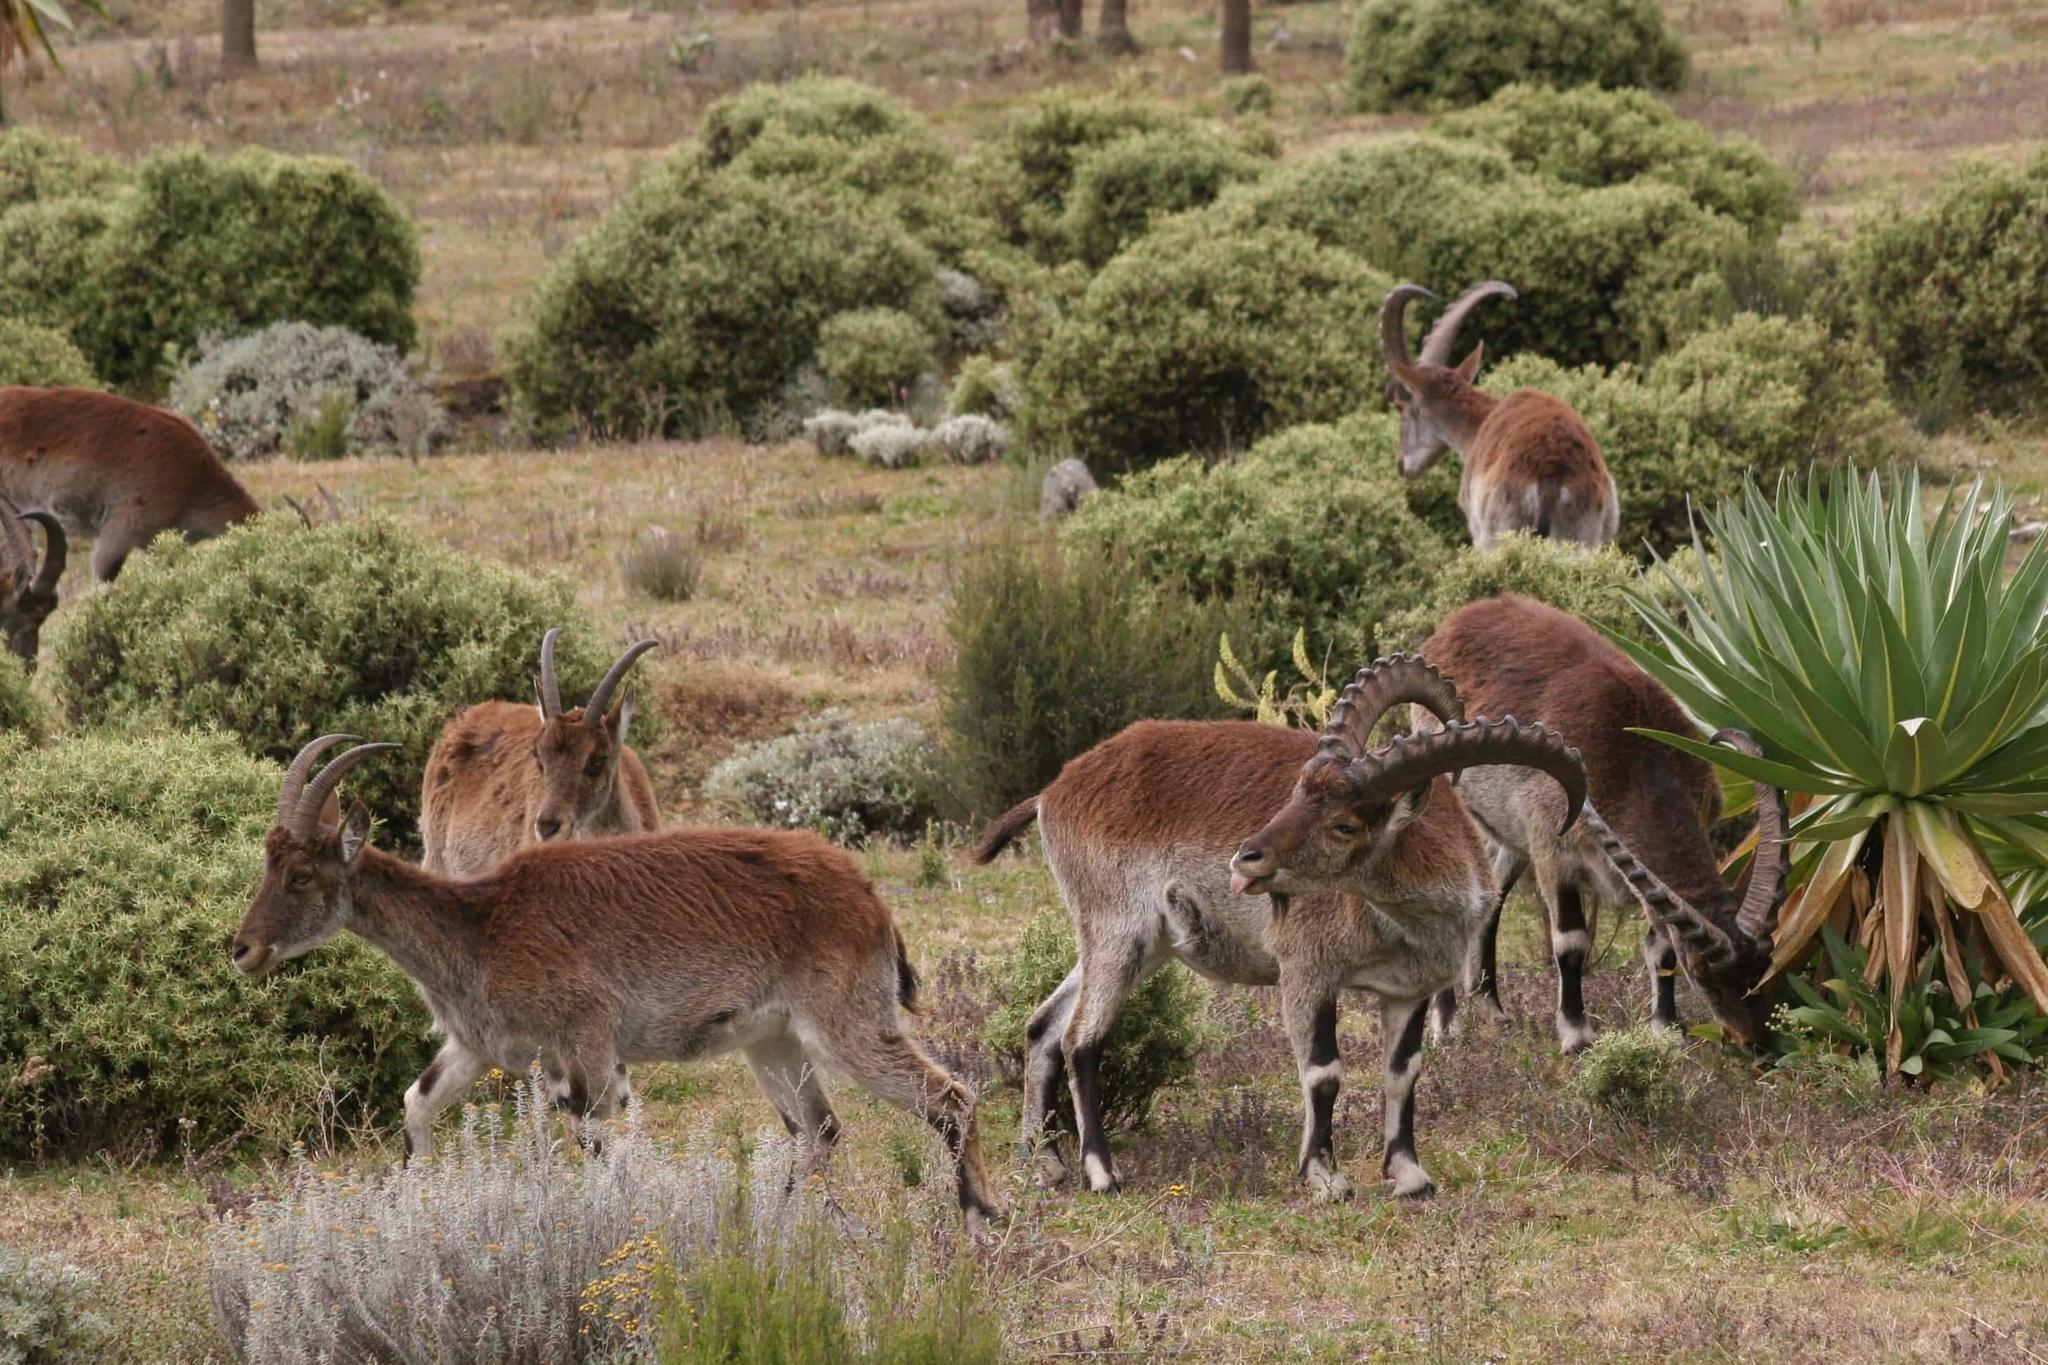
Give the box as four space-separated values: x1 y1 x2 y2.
0 126 128 213
1220 74 1276 117
1840 149 2048 416
1347 0 1687 113
701 76 929 165
1438 84 1796 236
0 196 112 340
816 307 939 408
1568 1024 1685 1123
946 355 1022 420
0 650 53 743
985 908 1201 1133
88 147 419 391
1378 535 1663 648
0 1248 116 1362
512 153 940 439
1065 417 1452 669
1056 124 1271 269
702 710 942 845
47 514 608 845
968 89 1191 260
0 730 434 1158
0 317 95 389
1020 220 1392 475
943 537 1236 818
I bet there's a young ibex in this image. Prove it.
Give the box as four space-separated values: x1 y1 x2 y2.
233 735 999 1233
421 630 661 877
0 386 260 581
974 660 1584 1201
1419 595 1788 1049
1383 283 1619 551
0 493 65 668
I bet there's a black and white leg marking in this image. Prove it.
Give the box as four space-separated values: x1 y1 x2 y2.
1642 920 1681 1029
1550 882 1595 1054
1288 988 1351 1203
1020 964 1080 1186
1380 996 1434 1199
1063 935 1154 1195
402 1039 488 1161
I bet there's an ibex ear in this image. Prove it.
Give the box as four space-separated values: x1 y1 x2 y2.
533 677 549 726
1454 342 1484 383
607 693 634 746
339 801 372 867
317 790 342 833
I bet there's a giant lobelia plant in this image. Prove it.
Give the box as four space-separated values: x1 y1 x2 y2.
1619 471 2048 1078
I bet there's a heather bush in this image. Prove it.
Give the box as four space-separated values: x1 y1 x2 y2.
0 1248 116 1363
985 908 1201 1133
1378 534 1665 648
1220 74 1276 116
0 317 95 389
929 414 1008 465
88 147 419 391
47 514 607 844
1021 219 1392 475
946 356 1022 420
1438 84 1796 236
703 710 943 844
1347 0 1687 113
943 537 1237 817
1569 1025 1686 1124
1064 417 1452 670
0 651 52 743
0 127 128 212
816 307 939 408
0 730 433 1158
701 75 931 166
169 322 446 462
1840 149 2048 415
1056 124 1272 269
0 196 112 341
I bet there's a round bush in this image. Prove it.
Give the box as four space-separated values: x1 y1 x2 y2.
968 89 1190 260
1378 534 1664 648
947 356 1023 420
816 307 939 408
1841 149 2048 415
0 649 53 742
1064 417 1453 670
86 147 419 392
513 154 940 439
1056 125 1271 269
0 316 96 389
1347 0 1687 113
0 196 112 340
700 76 932 165
985 908 1200 1134
1021 220 1393 475
47 514 609 845
0 127 128 213
0 729 435 1158
702 710 942 845
0 1249 115 1361
1438 84 1795 236
169 322 448 462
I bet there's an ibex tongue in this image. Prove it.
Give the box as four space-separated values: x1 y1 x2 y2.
1230 872 1257 897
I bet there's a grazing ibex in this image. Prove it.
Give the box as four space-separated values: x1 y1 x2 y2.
421 630 661 877
0 494 65 668
1420 595 1788 1049
1382 283 1619 551
233 736 999 1233
0 386 260 581
974 660 1584 1201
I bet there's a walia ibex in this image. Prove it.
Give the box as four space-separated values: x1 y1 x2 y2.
0 386 260 581
233 736 1000 1233
974 660 1584 1201
1420 595 1789 1049
1382 283 1619 551
422 630 661 877
0 493 65 668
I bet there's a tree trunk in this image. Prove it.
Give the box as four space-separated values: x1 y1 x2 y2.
1027 0 1061 42
1220 0 1252 73
222 0 258 72
1097 0 1139 53
1056 0 1084 41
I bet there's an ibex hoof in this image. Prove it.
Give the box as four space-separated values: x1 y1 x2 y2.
1305 1163 1353 1204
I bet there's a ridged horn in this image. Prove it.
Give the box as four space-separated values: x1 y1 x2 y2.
278 734 363 827
1582 804 1742 972
1345 716 1586 835
585 638 660 721
1316 654 1466 761
22 511 65 600
294 741 400 836
1379 284 1436 385
1418 280 1517 367
0 496 33 595
1712 729 1789 950
538 627 565 719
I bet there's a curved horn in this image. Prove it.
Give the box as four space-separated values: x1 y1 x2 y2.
1582 804 1742 971
538 628 565 719
0 496 33 595
1712 729 1789 949
1379 284 1436 385
1346 716 1587 835
22 511 65 600
278 734 362 826
1418 280 1517 367
1316 654 1465 760
584 638 660 720
294 741 400 835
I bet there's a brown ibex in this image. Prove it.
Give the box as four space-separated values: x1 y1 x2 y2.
0 494 65 668
1383 283 1619 551
973 660 1584 1201
1419 595 1788 1049
0 386 260 581
421 630 661 878
232 735 1000 1233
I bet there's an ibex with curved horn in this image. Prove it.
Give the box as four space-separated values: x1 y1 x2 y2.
0 493 65 668
973 659 1585 1201
421 630 662 877
0 386 259 581
1420 595 1788 1049
1383 283 1619 551
234 735 1000 1234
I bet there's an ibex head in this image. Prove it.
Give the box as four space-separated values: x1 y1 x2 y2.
233 735 397 977
531 630 659 843
0 496 66 669
1382 281 1517 478
1231 655 1584 902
